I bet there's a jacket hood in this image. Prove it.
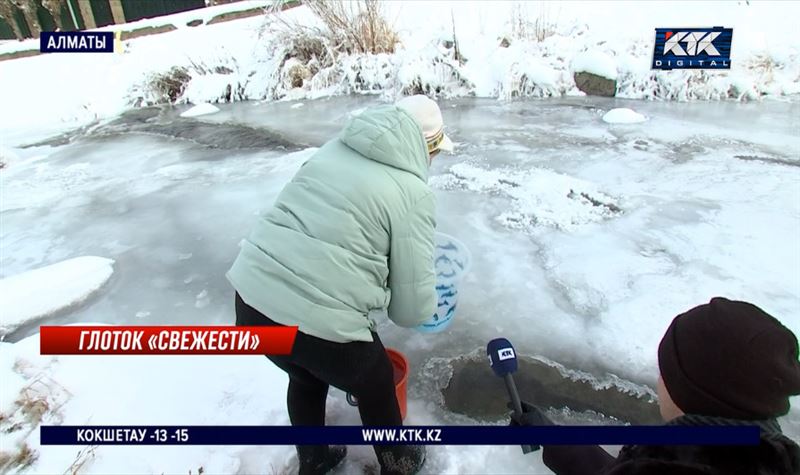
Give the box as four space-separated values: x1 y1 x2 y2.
339 105 429 181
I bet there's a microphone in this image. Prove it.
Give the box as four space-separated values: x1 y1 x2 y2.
487 338 538 454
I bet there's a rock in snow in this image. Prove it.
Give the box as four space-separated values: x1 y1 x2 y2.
574 71 617 97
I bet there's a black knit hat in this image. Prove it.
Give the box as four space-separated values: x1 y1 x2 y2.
658 297 800 420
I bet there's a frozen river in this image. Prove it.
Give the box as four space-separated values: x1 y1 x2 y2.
2 96 799 436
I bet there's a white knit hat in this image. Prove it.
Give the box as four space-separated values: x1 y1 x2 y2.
396 95 454 154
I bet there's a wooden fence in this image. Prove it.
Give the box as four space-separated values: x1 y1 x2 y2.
0 0 212 40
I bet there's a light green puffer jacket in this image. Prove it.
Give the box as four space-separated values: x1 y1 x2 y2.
226 105 437 343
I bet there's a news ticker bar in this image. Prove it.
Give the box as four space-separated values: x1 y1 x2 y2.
40 425 761 446
39 326 298 355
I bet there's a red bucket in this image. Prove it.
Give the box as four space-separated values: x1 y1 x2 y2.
346 348 410 421
386 348 409 421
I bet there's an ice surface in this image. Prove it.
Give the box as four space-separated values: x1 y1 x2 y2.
1 96 798 473
602 108 647 124
0 257 115 336
1 1 799 471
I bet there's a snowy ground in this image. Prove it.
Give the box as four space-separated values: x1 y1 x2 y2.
1 94 798 474
1 1 799 474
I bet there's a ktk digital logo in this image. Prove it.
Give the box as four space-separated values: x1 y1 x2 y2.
652 27 733 70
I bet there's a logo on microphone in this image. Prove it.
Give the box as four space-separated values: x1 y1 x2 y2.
497 348 515 361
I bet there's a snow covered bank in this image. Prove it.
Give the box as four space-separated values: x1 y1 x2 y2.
0 257 115 337
1 2 799 145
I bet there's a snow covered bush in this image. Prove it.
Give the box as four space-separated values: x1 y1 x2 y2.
258 0 472 100
616 69 760 101
132 66 192 106
260 0 401 99
131 55 248 106
261 19 335 98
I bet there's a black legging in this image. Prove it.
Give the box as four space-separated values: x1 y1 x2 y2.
235 293 421 474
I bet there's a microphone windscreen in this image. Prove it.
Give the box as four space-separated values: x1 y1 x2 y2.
487 338 518 377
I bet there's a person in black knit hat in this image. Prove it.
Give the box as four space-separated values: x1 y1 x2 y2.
512 297 800 475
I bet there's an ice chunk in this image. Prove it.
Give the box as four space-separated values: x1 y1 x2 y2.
0 257 114 336
602 108 647 124
180 103 220 118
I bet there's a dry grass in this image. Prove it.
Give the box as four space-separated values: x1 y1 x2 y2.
17 392 50 425
0 443 38 473
509 2 558 43
65 445 97 475
266 0 399 56
746 53 779 86
0 374 70 473
305 0 399 55
14 444 37 469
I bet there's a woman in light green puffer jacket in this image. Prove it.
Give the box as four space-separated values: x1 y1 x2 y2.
228 95 453 475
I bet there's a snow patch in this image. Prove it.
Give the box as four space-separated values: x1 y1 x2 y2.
602 108 647 124
431 162 623 232
0 257 115 336
0 146 20 168
179 102 221 118
571 51 619 80
195 290 210 309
